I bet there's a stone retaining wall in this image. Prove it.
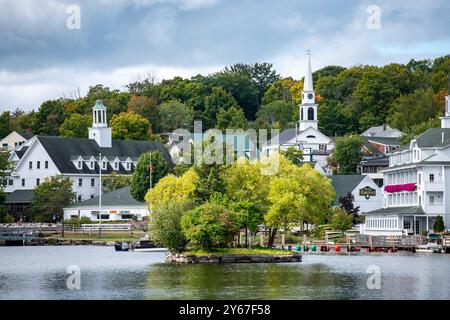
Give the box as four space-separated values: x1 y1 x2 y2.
25 239 113 246
166 253 302 264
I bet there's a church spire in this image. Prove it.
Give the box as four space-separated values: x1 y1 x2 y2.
304 49 314 93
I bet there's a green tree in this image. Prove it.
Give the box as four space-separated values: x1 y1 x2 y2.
331 207 353 234
130 151 170 202
102 173 132 193
204 87 239 128
181 202 239 250
330 135 365 174
59 114 92 138
110 111 151 140
30 176 76 222
33 99 68 135
0 111 11 139
281 146 304 166
0 188 7 223
159 100 194 132
127 95 160 132
433 215 445 233
256 100 295 130
216 106 248 130
149 199 194 253
388 89 443 130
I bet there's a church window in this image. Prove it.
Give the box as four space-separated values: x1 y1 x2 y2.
306 135 316 139
307 107 314 120
301 108 304 121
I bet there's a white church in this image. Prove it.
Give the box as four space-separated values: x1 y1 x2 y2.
263 51 334 173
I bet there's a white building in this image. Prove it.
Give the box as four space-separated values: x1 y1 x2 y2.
1 130 34 152
63 187 149 221
329 175 383 214
363 96 450 236
5 100 171 221
263 51 334 172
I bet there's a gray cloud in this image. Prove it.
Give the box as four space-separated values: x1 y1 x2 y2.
0 0 449 111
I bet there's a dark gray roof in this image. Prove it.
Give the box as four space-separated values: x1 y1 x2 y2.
361 156 389 167
329 175 366 204
17 131 34 140
15 147 29 159
365 206 425 215
416 128 450 148
266 128 297 146
365 136 401 146
5 190 34 204
36 136 173 174
67 187 144 208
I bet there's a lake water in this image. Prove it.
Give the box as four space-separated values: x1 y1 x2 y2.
1 246 449 300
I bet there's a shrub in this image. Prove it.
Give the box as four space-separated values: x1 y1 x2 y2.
434 215 445 233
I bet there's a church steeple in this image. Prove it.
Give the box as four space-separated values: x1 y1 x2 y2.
299 50 318 131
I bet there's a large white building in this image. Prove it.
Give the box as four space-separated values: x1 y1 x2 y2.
263 51 334 172
4 100 171 221
363 96 450 236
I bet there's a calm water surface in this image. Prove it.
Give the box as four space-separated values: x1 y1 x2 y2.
0 246 449 300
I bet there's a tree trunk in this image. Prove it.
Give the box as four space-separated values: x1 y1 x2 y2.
267 228 277 247
245 227 248 247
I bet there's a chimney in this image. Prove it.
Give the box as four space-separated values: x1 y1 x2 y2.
383 123 387 131
446 96 450 115
442 132 445 144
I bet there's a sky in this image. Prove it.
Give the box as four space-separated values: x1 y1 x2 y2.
0 0 449 112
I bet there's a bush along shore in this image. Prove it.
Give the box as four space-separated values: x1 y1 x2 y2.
166 248 302 264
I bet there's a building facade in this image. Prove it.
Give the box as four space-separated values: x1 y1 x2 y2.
362 96 450 236
4 100 171 220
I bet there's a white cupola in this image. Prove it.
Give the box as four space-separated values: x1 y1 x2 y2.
88 100 112 148
440 96 450 129
299 50 318 131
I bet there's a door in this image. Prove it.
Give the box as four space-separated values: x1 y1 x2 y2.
415 220 420 235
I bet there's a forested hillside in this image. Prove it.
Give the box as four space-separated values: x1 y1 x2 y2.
0 56 449 143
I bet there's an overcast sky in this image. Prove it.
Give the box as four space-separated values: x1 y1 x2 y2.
0 0 449 112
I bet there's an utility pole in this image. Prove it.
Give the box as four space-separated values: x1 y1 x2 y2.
149 151 153 190
99 152 102 238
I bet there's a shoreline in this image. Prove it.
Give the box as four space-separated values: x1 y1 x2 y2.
166 252 302 264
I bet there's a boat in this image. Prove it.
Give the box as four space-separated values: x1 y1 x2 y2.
114 241 130 252
131 239 168 252
416 243 442 253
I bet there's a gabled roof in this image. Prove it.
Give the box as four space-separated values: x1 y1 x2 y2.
361 125 403 138
361 156 389 167
365 206 425 215
67 187 145 208
36 136 173 174
17 131 34 140
5 190 34 204
329 175 366 204
365 136 401 146
415 128 450 148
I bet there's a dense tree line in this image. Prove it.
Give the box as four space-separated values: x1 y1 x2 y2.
0 56 448 144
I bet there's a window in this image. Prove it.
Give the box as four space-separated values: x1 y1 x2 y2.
430 196 435 205
126 162 131 170
115 162 119 170
418 173 421 184
300 108 304 121
306 135 316 139
77 161 82 169
102 161 107 170
429 174 434 183
36 178 40 186
99 214 110 220
319 144 327 151
404 220 411 229
78 178 83 187
307 107 314 120
90 161 94 169
91 178 95 187
8 179 13 186
45 161 48 169
77 195 82 202
90 194 95 199
21 179 25 187
2 143 8 151
121 215 133 220
29 161 32 169
37 161 40 169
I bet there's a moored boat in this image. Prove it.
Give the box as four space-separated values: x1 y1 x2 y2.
114 241 130 252
131 239 168 252
416 243 442 253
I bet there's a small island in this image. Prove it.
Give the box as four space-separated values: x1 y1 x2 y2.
166 248 301 264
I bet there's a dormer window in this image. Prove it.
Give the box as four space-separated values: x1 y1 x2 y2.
114 162 119 170
90 161 94 169
102 161 107 170
126 162 131 170
77 161 82 169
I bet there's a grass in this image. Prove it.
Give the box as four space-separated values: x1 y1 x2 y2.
183 247 293 256
46 231 145 242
